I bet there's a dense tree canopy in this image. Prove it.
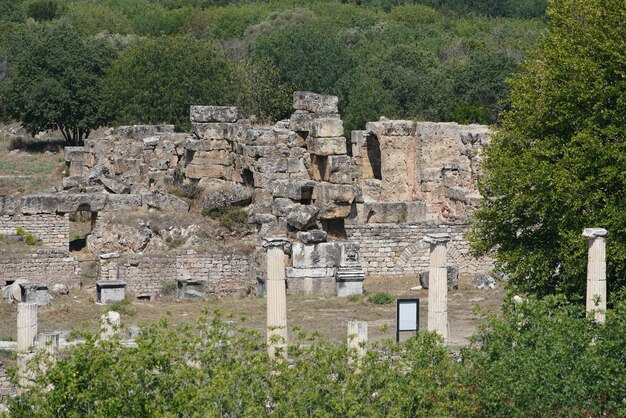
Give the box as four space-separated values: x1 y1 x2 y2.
0 21 115 144
469 0 626 300
105 36 246 131
0 0 545 134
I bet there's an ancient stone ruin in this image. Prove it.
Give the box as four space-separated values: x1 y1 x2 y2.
0 91 493 301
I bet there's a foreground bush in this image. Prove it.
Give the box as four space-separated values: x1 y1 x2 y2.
8 314 474 417
8 299 625 416
462 296 626 417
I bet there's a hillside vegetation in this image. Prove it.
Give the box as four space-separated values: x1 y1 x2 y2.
0 0 545 143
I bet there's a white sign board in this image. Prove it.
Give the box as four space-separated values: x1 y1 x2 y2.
397 300 418 331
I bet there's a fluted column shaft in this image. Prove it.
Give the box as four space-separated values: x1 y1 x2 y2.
347 320 368 359
425 234 450 344
265 238 289 358
583 228 608 323
17 303 38 352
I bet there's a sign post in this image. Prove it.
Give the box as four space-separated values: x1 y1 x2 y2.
396 298 419 343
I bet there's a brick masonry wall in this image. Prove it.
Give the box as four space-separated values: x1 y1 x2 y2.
176 252 255 295
0 249 81 287
115 251 255 298
345 222 493 277
0 214 69 248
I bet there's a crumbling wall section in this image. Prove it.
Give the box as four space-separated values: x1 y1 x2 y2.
118 254 176 298
0 248 81 287
345 223 493 277
0 213 69 248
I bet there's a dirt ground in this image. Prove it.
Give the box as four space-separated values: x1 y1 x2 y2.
0 275 503 351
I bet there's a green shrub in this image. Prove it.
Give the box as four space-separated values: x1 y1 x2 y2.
9 315 475 416
202 206 248 231
368 292 393 305
0 233 5 241
15 226 25 237
462 296 626 416
347 294 362 302
24 233 40 245
107 298 135 316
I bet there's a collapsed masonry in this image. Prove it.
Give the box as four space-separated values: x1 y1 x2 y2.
0 92 493 299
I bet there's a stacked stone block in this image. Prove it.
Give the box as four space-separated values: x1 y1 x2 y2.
0 249 80 288
0 213 69 248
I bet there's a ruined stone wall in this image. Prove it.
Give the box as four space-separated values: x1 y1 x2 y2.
0 213 69 248
345 223 493 277
118 254 176 298
115 251 255 298
0 248 81 287
353 121 490 221
176 251 255 294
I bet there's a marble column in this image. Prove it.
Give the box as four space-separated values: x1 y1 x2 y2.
100 311 121 340
424 233 450 344
264 236 290 358
582 228 608 323
347 320 368 359
16 302 38 390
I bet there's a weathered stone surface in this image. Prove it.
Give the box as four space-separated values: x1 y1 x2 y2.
286 205 319 230
51 283 69 295
315 201 352 220
64 147 84 162
327 155 352 183
104 194 143 211
191 123 234 140
292 242 342 268
56 193 108 212
108 124 174 139
298 229 327 244
142 191 190 212
190 106 238 123
473 274 499 290
292 91 339 113
198 183 252 209
419 265 459 290
366 120 415 136
313 183 355 203
306 136 347 156
88 222 154 255
17 194 61 214
310 118 344 138
19 283 51 306
270 179 316 201
285 267 334 278
100 176 130 194
271 198 296 217
289 111 340 132
361 201 429 224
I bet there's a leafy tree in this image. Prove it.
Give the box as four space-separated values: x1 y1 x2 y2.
0 0 26 23
0 21 116 145
463 296 626 416
253 25 353 96
105 36 246 130
24 0 63 22
64 3 134 37
469 0 626 299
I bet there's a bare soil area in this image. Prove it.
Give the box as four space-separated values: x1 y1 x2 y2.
0 275 503 351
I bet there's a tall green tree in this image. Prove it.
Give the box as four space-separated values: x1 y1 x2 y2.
469 0 626 299
0 21 116 144
105 36 246 130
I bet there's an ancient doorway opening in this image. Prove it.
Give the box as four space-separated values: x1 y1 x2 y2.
366 133 382 180
68 204 97 252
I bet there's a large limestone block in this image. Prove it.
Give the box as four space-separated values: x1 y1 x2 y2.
289 110 341 132
306 136 347 156
271 198 296 217
361 201 429 224
190 106 238 123
313 183 356 203
100 176 130 194
327 155 352 184
192 123 234 140
292 91 339 113
366 120 415 137
292 242 342 268
187 150 232 166
310 118 344 138
298 229 327 244
286 205 319 230
270 179 316 201
104 194 143 211
315 201 352 220
64 146 84 162
55 193 107 212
